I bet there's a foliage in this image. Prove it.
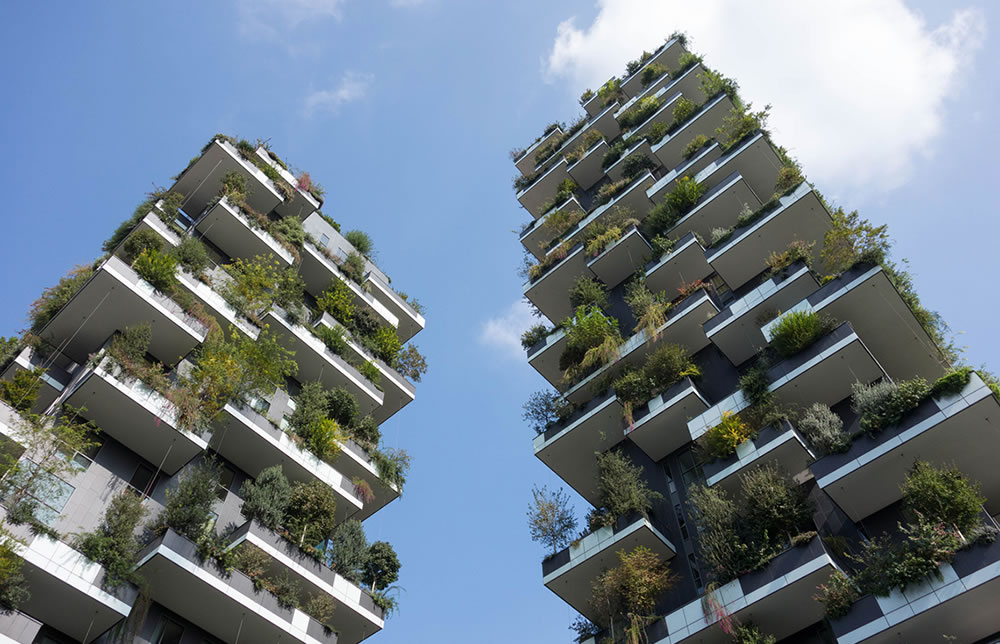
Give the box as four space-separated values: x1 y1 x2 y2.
345 230 375 257
851 377 929 434
590 546 676 637
318 211 341 232
618 96 661 130
520 324 549 351
272 216 306 249
359 360 382 388
568 277 608 311
698 67 739 100
369 325 401 365
170 236 211 275
351 416 381 451
739 361 772 407
218 255 303 319
850 519 963 597
75 491 147 587
363 541 400 592
0 367 43 413
681 134 711 159
522 390 571 434
29 263 96 333
716 103 770 149
709 226 733 247
340 251 367 284
764 240 814 278
614 344 699 424
394 344 427 382
239 465 292 531
596 451 663 525
699 411 753 461
0 524 28 610
731 623 776 644
625 279 671 341
797 403 849 454
597 78 623 106
593 178 632 206
672 96 697 126
821 208 891 275
286 480 338 548
625 50 653 76
150 460 220 541
103 190 185 252
929 367 973 399
774 164 804 195
559 307 622 382
304 594 336 625
621 153 656 181
270 573 302 609
329 519 368 583
527 485 578 554
372 448 410 491
579 88 595 104
123 229 163 262
768 310 836 358
901 461 985 534
642 175 706 239
317 278 355 325
640 63 668 87
815 569 859 619
313 323 348 356
570 615 601 643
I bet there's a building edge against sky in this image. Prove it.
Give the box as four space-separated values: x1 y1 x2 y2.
517 34 1000 644
0 136 426 643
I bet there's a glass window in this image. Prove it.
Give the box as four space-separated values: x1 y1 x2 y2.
152 616 185 644
1 457 75 526
129 463 159 497
216 463 235 501
72 433 105 469
320 234 330 247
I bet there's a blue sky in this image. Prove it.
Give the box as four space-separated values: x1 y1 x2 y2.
0 2 996 642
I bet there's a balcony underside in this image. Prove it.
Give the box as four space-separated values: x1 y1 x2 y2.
627 378 710 461
527 328 568 391
194 198 293 268
364 274 425 343
568 142 609 191
173 139 283 220
645 143 723 204
703 422 813 495
620 38 687 99
522 198 585 261
651 93 734 172
643 234 712 296
518 160 571 218
523 245 589 324
515 127 563 176
668 172 760 245
587 227 652 288
299 244 399 329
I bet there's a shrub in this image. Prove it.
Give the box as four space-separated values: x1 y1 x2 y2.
590 545 676 634
273 216 306 249
774 164 804 195
625 51 652 76
372 448 410 490
768 310 835 358
317 278 354 325
520 324 549 350
741 464 812 539
351 416 381 450
739 362 771 406
929 367 973 398
815 569 859 619
593 178 631 206
345 230 374 257
313 324 348 356
394 344 427 382
0 531 28 610
579 88 595 104
270 573 301 609
568 276 608 310
559 307 622 380
699 411 753 461
820 207 891 275
123 229 163 262
170 236 211 275
798 403 849 454
716 103 770 149
618 96 661 129
732 623 777 644
640 63 667 87
328 519 368 583
29 264 96 333
851 377 929 434
764 240 814 278
681 134 711 159
151 460 221 541
671 97 697 126
901 461 985 534
621 153 656 181
709 226 733 247
625 279 670 340
74 491 147 587
304 594 336 624
0 367 43 413
596 451 662 524
851 519 963 596
698 67 738 99
132 247 179 292
359 360 382 388
645 121 671 145
240 465 292 531
340 251 366 284
527 485 577 554
522 390 571 433
370 326 401 365
285 481 337 548
597 78 622 106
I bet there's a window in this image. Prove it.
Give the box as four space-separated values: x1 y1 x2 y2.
152 616 185 644
320 233 330 247
129 462 160 497
216 463 235 501
0 457 76 526
247 394 270 416
72 433 105 469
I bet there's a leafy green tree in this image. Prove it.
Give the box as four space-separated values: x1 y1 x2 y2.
285 481 337 548
596 451 662 525
75 491 147 587
902 461 986 534
527 485 577 554
239 465 292 531
362 541 400 592
152 460 221 540
328 519 368 583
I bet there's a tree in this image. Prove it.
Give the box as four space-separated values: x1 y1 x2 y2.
591 546 676 642
0 524 28 611
597 451 662 525
152 459 221 541
527 485 577 554
328 519 368 583
522 391 570 434
394 344 428 382
0 367 43 413
820 208 891 275
239 465 292 531
901 461 985 534
363 541 400 592
74 491 147 587
285 481 337 548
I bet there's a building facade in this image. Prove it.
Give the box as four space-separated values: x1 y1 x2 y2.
0 136 425 643
516 36 1000 643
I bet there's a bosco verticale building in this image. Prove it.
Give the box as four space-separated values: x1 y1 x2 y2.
0 136 426 644
516 34 1000 644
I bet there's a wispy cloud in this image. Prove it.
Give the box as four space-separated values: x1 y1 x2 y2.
479 299 537 361
237 0 345 39
389 0 426 7
304 71 375 115
544 0 985 196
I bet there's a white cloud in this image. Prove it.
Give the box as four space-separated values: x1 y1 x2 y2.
304 71 375 115
545 1 985 195
238 0 344 38
480 299 538 361
390 0 426 7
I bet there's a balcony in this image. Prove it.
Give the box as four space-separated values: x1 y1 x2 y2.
618 92 685 148
255 147 323 219
616 62 708 125
64 356 208 475
586 225 653 287
605 138 656 183
328 438 400 518
514 126 564 176
173 138 285 219
810 372 1000 522
705 183 830 291
517 159 572 218
520 197 585 261
522 242 589 323
37 255 208 366
831 538 1000 644
804 262 946 382
689 323 885 440
174 268 261 341
263 308 384 417
227 520 384 644
363 271 425 344
194 196 295 268
644 140 723 204
0 345 75 414
542 514 676 622
299 242 399 330
626 377 710 461
210 402 365 524
702 419 814 495
135 529 336 644
665 172 759 245
563 289 719 405
8 529 137 643
568 140 611 191
620 37 688 99
535 102 622 180
533 389 625 506
656 535 837 643
526 326 567 390
554 171 658 256
651 93 735 172
704 261 819 366
643 232 712 296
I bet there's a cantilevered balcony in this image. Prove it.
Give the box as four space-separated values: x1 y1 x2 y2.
811 373 1000 522
615 62 708 125
654 536 837 643
526 326 567 390
554 171 658 255
644 140 722 205
255 147 323 219
329 438 400 518
567 140 610 191
705 261 819 366
263 308 384 417
605 138 656 183
522 242 589 324
0 346 75 414
135 530 336 644
534 102 622 180
533 389 625 506
210 402 365 523
514 126 565 177
706 183 830 291
563 288 719 405
666 172 760 245
194 197 295 268
363 271 425 343
520 197 586 261
174 138 285 218
64 356 208 475
626 377 710 461
618 91 686 149
586 224 653 287
542 513 676 622
620 36 688 99
643 233 712 295
702 419 814 495
689 323 885 440
174 268 261 340
227 520 384 644
804 262 946 382
831 537 1000 644
37 255 208 366
9 529 137 643
517 159 572 218
299 242 399 330
651 93 735 172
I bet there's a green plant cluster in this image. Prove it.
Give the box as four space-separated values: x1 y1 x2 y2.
75 491 147 587
641 176 707 241
520 324 550 351
291 380 381 456
613 344 700 423
558 306 623 383
594 451 663 528
767 310 837 358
